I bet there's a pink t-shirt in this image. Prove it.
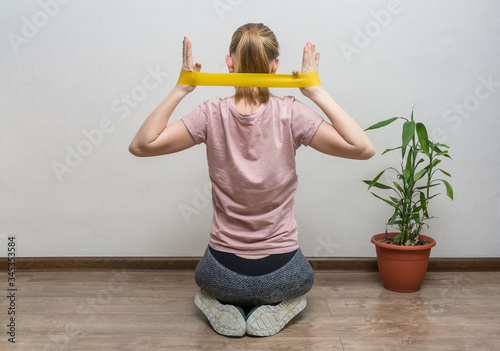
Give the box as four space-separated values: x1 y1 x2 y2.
182 95 323 255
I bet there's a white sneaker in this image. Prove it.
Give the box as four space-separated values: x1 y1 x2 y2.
194 290 246 337
246 295 307 336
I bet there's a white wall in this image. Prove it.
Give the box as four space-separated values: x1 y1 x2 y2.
1 0 499 258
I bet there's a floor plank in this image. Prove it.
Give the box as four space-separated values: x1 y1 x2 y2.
0 271 498 350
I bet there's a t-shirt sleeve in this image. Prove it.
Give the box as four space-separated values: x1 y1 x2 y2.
291 98 324 148
181 102 208 144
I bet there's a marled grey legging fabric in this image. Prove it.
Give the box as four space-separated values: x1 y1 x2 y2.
195 246 314 307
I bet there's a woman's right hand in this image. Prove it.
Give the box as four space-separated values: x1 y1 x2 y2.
176 36 202 94
292 42 322 99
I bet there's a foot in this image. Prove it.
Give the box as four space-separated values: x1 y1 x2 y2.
194 290 246 337
246 295 307 336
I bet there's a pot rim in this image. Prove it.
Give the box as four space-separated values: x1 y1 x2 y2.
371 232 436 250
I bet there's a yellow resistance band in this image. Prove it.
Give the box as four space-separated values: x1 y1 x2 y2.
177 69 321 88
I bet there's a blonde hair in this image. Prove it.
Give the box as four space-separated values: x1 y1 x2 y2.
229 23 279 105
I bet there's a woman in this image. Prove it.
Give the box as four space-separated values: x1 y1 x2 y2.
129 23 375 337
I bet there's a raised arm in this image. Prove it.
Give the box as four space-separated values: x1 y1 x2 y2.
293 42 375 160
128 37 201 157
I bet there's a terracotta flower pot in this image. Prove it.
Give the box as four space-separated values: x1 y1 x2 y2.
371 232 436 292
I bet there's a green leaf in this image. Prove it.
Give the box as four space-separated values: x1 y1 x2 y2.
415 183 439 190
432 159 442 167
428 193 440 200
419 192 429 218
370 192 399 208
366 170 387 190
392 233 403 245
416 123 429 154
436 151 451 159
406 151 412 172
436 151 453 160
414 168 427 182
388 211 399 225
382 146 402 155
419 191 426 204
436 150 448 155
393 181 404 194
390 196 402 204
362 180 393 190
402 121 416 149
438 169 451 177
402 169 411 181
411 214 421 223
441 179 454 200
406 152 413 170
432 144 443 153
365 117 400 131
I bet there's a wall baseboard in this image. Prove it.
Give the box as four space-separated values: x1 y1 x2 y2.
2 257 500 272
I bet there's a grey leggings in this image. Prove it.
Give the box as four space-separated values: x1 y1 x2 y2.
195 246 314 307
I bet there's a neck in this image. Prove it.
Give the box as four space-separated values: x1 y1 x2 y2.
234 97 261 114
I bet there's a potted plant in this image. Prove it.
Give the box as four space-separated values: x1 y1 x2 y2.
363 109 453 292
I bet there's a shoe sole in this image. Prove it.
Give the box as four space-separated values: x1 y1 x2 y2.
194 290 246 337
246 295 307 337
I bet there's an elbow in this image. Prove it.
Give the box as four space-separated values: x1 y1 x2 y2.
129 143 147 157
359 144 376 160
352 142 375 160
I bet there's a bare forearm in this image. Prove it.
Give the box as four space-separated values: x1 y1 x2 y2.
308 87 373 150
130 85 189 150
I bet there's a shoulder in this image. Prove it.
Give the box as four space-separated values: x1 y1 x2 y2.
185 97 232 119
267 95 296 114
269 95 295 105
269 95 313 110
197 97 230 109
268 95 320 118
267 95 319 117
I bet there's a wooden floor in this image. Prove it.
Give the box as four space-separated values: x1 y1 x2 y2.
0 271 499 350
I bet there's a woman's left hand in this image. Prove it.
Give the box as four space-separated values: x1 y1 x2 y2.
292 41 322 99
177 36 202 93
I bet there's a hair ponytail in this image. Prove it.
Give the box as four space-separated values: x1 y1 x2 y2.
229 23 279 105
